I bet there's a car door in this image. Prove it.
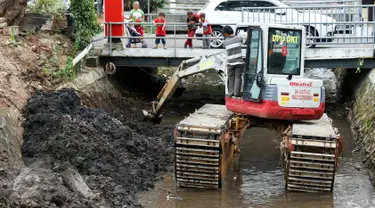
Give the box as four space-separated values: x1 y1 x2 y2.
225 1 253 23
243 26 264 102
208 1 231 25
196 1 229 35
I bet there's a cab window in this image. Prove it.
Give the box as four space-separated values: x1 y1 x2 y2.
267 28 302 76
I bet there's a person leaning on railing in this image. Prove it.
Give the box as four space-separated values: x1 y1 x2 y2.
199 13 212 49
125 1 145 37
153 12 167 49
185 11 200 49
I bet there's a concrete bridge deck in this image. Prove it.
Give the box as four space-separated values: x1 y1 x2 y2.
99 46 375 68
95 31 375 69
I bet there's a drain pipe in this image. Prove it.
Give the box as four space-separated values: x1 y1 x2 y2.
73 44 93 66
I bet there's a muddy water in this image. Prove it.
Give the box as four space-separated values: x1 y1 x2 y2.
138 114 375 208
136 68 374 207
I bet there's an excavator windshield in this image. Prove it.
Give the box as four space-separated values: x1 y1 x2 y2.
267 28 302 76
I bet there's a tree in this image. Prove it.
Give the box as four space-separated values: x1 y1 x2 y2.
70 0 101 50
0 0 27 25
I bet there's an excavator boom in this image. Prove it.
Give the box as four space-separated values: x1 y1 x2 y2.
142 52 227 123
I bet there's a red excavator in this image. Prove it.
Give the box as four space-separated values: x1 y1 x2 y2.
142 23 342 192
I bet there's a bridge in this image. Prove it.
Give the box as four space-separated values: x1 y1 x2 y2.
94 4 375 69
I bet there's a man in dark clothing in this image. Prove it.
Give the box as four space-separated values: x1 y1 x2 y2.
185 11 200 48
222 25 244 97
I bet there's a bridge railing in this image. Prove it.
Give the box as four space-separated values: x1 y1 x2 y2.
101 22 241 56
241 4 375 45
100 4 375 56
281 0 361 6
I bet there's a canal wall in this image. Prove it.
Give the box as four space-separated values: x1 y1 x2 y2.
346 68 375 186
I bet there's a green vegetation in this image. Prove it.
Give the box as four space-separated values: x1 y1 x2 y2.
150 0 167 12
42 45 76 81
54 56 75 80
29 0 66 17
70 0 102 50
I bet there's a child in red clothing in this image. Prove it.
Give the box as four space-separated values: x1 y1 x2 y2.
199 13 212 49
153 12 167 49
185 11 200 48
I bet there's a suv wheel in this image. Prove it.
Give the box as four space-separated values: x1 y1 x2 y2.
210 27 225 48
305 27 317 48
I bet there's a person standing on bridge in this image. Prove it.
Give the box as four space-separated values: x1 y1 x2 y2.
223 25 243 97
153 12 167 49
125 1 145 43
199 13 212 49
185 11 200 48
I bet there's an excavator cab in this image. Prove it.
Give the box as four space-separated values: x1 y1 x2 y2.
143 23 325 123
226 23 325 120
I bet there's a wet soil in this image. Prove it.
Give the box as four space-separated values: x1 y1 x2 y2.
20 88 174 207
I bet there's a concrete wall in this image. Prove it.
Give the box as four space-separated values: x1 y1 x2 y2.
58 68 121 108
348 68 375 185
0 108 25 169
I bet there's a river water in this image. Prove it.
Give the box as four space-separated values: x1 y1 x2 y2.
138 114 375 208
136 68 375 208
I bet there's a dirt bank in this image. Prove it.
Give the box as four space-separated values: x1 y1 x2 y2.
0 30 76 207
17 88 174 207
0 27 176 207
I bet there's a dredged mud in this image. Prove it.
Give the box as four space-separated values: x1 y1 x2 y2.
19 88 174 207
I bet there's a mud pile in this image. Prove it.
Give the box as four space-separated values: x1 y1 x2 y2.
20 88 174 207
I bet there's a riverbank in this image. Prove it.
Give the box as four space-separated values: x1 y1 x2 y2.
345 68 375 186
0 29 176 207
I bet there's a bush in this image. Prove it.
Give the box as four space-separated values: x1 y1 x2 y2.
70 0 102 50
29 0 66 17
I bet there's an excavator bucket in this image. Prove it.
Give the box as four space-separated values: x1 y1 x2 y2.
138 109 162 124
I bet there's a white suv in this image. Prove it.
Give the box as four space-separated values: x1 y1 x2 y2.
196 0 337 48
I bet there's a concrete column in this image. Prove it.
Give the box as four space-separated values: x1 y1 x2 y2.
97 0 103 17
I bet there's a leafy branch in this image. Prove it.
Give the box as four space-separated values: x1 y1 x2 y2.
70 0 102 50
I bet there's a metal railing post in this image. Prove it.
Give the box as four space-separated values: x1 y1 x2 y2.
174 24 177 57
241 8 244 22
109 22 112 56
373 7 375 57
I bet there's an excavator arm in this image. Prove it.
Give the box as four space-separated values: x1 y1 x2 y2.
142 52 227 123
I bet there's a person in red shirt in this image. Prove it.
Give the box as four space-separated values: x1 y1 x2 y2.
199 13 212 49
185 11 200 48
153 12 167 49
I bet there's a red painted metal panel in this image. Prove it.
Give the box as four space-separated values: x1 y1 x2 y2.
104 0 124 37
225 97 325 120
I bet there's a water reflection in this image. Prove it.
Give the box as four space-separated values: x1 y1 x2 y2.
138 115 375 208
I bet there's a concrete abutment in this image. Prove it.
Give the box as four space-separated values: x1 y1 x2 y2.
344 68 375 186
